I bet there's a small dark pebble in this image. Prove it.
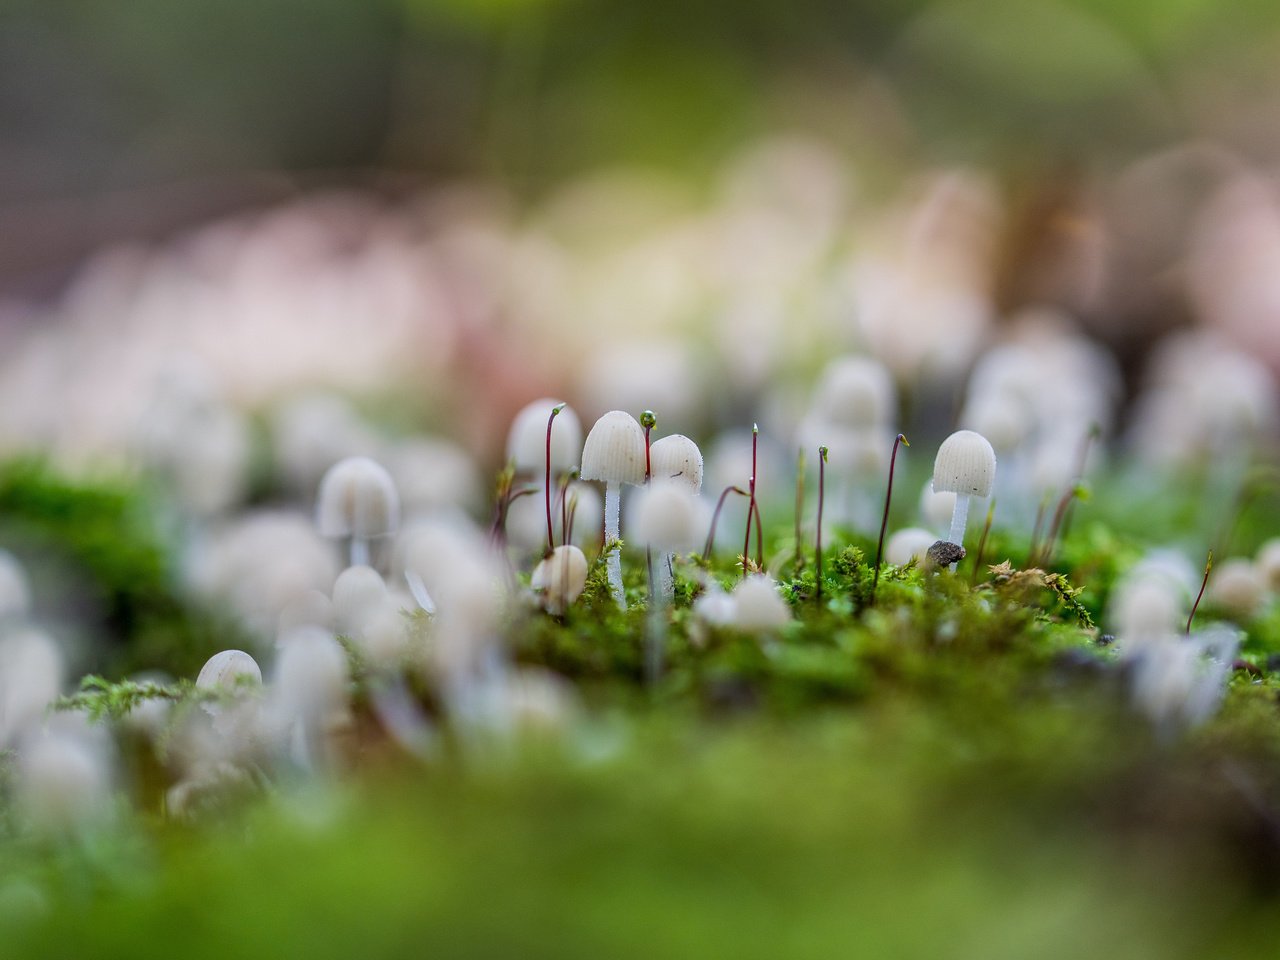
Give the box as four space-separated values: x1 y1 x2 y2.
1095 634 1115 647
926 540 966 568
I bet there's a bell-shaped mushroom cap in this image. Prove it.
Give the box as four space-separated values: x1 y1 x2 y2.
649 434 704 492
932 430 996 498
919 481 957 531
810 355 897 428
506 399 584 475
531 545 588 616
628 479 707 553
196 650 262 691
579 411 646 485
316 456 401 540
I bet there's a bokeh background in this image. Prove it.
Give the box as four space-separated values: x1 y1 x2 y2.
5 0 1280 483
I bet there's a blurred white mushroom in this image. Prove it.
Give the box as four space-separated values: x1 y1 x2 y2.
730 575 792 634
316 456 401 568
886 527 937 566
0 628 64 746
0 550 32 621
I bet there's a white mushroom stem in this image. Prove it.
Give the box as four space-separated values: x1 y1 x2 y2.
947 494 971 572
646 593 666 684
604 482 625 609
658 552 675 605
351 536 370 569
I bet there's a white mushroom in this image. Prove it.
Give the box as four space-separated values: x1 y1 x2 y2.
931 430 996 570
530 545 588 616
316 456 401 568
506 398 583 476
579 411 646 609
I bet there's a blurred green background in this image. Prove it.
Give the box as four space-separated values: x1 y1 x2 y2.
6 0 1280 293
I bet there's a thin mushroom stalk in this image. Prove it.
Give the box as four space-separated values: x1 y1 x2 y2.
579 411 647 610
932 430 996 573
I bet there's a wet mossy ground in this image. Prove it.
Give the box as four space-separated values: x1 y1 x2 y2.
7 459 1280 957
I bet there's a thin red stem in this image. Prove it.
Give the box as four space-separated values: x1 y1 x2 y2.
705 485 748 558
545 403 565 554
794 447 806 571
1187 550 1213 635
872 433 909 605
743 424 759 579
816 446 828 600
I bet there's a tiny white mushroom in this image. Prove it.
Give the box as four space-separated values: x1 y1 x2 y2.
316 456 401 568
530 545 588 616
579 411 646 609
931 430 996 570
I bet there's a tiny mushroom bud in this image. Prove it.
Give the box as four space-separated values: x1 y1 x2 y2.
932 430 996 570
316 456 401 568
580 411 647 609
531 545 588 616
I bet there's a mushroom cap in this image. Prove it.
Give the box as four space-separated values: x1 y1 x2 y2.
196 650 262 691
886 527 937 566
531 545 588 616
505 398 583 475
1208 559 1266 622
628 479 707 552
932 430 996 498
330 565 388 634
316 456 400 540
579 411 646 485
919 481 957 532
649 434 704 492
